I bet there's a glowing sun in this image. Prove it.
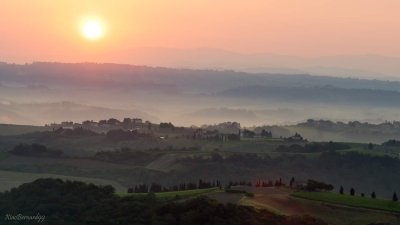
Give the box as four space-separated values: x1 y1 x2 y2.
82 20 103 40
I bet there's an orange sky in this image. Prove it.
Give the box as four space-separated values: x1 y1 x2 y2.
1 0 400 63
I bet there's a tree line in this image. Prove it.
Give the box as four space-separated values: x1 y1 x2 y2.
339 185 398 202
128 179 222 193
9 143 63 157
275 142 351 153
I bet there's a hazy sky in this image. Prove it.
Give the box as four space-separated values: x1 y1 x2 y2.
1 0 400 63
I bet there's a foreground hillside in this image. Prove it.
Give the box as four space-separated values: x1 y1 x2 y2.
240 187 400 225
1 179 398 225
0 179 327 225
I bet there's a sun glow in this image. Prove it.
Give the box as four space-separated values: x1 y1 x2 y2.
82 20 103 40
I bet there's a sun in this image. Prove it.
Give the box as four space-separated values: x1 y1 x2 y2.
82 20 103 40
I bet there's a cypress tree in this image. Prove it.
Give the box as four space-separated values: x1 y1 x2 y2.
350 188 355 196
339 186 344 195
290 177 295 188
393 192 398 202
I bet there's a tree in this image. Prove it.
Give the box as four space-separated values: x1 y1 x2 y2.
242 129 255 138
339 186 344 195
107 118 120 125
350 188 355 196
123 118 132 128
368 143 374 150
371 191 376 199
127 187 133 193
305 180 334 192
290 177 295 188
261 129 272 138
123 118 132 123
160 122 175 129
361 193 365 197
393 192 398 202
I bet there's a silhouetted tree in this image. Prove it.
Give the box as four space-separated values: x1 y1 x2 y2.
107 118 120 125
261 129 272 138
150 183 162 193
393 192 398 202
290 177 295 188
361 193 365 197
160 122 175 129
339 186 344 195
305 180 334 192
371 191 376 199
242 129 256 138
350 188 355 196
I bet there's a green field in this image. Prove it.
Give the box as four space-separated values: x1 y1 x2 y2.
0 152 8 160
292 191 400 213
119 187 218 200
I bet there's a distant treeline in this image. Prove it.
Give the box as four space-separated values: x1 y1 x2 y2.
182 151 400 169
275 142 351 153
9 143 63 157
52 127 99 136
23 127 155 142
94 147 198 164
128 179 221 193
180 151 400 197
382 139 400 147
300 119 400 131
105 129 153 142
180 153 267 165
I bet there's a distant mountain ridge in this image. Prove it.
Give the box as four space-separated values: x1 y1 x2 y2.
1 61 400 91
22 48 399 79
1 62 400 126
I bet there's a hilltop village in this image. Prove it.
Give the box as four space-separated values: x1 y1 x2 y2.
46 118 304 142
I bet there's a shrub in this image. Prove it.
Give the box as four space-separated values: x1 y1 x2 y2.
245 192 255 197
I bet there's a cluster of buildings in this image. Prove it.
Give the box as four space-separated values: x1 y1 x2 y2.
46 119 303 142
47 118 145 131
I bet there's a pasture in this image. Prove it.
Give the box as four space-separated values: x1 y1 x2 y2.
292 191 400 213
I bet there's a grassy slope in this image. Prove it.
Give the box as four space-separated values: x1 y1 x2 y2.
292 191 400 213
0 152 8 160
0 170 128 193
0 124 49 136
